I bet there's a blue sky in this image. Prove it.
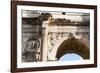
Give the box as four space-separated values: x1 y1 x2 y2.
59 53 82 61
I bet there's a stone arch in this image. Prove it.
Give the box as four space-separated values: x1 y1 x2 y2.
50 36 69 60
56 37 90 60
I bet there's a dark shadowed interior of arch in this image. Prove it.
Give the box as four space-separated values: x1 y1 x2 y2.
56 37 90 60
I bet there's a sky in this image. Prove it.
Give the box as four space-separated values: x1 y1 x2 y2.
59 53 82 61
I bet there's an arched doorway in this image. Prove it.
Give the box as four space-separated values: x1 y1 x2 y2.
56 37 90 60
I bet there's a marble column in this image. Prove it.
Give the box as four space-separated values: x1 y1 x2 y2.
42 21 48 61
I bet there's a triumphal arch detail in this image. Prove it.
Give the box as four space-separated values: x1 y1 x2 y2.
42 20 90 61
22 11 90 62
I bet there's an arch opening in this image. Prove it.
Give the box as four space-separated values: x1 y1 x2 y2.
59 53 83 61
56 37 90 60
